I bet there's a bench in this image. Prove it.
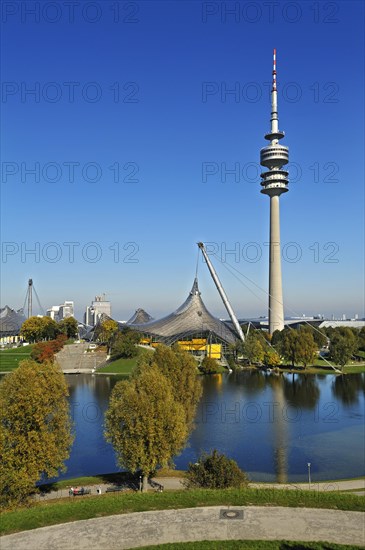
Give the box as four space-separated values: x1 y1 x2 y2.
70 488 91 496
105 486 125 493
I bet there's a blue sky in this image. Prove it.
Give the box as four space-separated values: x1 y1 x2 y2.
1 0 364 321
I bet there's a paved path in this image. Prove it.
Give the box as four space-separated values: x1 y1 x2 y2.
33 477 365 502
1 506 364 549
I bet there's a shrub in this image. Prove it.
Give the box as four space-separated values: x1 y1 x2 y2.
199 356 219 374
31 334 67 363
185 449 249 489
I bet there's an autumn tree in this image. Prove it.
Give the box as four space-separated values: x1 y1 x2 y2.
296 330 318 369
20 316 52 343
98 319 119 353
243 333 265 365
105 364 187 492
185 449 248 489
58 316 78 339
264 349 281 368
31 334 67 363
143 345 202 430
0 360 74 507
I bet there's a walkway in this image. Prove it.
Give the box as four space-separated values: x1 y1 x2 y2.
1 506 364 549
32 477 365 502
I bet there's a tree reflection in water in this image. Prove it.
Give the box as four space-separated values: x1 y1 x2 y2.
332 373 365 407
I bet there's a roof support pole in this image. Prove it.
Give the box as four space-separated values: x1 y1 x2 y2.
198 243 245 343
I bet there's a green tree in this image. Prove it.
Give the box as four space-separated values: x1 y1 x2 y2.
111 328 140 359
105 364 187 491
278 329 299 367
271 329 283 347
278 329 318 369
264 349 281 368
42 317 60 340
146 345 202 430
329 334 357 369
358 327 365 351
243 333 265 365
185 449 248 489
199 356 219 374
0 360 74 507
297 324 326 349
58 317 78 339
296 330 318 369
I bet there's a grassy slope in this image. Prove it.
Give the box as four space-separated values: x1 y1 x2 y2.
0 345 34 372
1 488 364 536
97 347 154 375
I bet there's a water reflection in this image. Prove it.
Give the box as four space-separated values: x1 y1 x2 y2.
51 372 365 483
271 378 288 483
283 374 320 410
332 374 365 406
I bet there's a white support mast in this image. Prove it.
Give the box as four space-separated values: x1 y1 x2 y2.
198 242 245 343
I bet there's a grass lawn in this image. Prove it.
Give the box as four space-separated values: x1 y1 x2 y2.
1 488 364 536
139 542 362 550
274 357 365 375
97 347 154 375
0 345 34 372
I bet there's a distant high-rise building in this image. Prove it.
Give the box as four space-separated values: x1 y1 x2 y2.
59 301 74 320
46 301 74 322
84 294 111 326
46 306 60 320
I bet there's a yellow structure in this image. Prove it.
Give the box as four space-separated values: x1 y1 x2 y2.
177 339 221 359
139 337 222 359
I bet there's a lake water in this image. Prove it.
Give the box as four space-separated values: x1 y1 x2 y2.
58 371 365 483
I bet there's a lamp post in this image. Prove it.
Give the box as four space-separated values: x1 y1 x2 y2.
139 475 142 492
307 462 311 489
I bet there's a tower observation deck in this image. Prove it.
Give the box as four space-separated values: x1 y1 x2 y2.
260 49 289 334
260 48 289 196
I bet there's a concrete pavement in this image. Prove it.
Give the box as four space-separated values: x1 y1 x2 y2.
1 506 364 549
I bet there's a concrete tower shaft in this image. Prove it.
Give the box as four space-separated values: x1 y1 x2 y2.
260 49 289 334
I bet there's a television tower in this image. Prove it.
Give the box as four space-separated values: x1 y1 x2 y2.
260 49 289 334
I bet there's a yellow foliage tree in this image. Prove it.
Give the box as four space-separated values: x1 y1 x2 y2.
105 364 188 491
0 360 74 507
